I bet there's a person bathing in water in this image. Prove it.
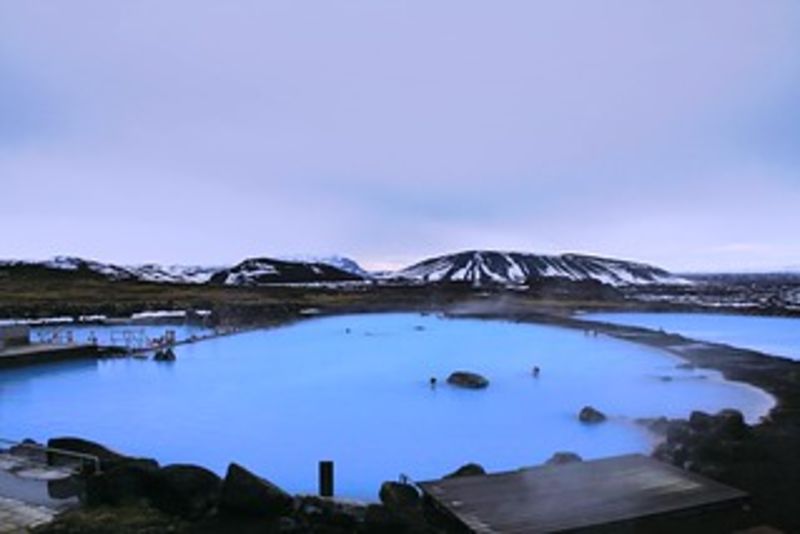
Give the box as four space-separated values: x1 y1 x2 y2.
532 366 540 378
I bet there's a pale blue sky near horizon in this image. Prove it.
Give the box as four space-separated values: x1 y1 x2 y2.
1 1 799 272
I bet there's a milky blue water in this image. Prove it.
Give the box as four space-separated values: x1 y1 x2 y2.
582 312 800 361
0 314 773 500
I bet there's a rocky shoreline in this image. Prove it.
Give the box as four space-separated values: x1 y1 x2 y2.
26 436 512 533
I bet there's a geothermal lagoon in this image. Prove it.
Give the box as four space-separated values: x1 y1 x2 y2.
0 313 773 499
583 312 800 361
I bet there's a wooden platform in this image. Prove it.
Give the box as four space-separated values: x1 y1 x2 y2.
418 454 750 533
0 344 111 368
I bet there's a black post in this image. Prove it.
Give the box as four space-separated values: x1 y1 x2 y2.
319 460 334 497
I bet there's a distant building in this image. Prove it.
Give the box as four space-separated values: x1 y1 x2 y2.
0 325 31 350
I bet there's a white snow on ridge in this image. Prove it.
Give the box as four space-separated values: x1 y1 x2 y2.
394 251 691 287
129 264 221 284
278 254 370 277
223 262 280 286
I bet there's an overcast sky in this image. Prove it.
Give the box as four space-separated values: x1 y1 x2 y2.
1 1 799 271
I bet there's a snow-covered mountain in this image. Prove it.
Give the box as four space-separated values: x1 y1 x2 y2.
126 264 220 284
393 250 690 287
0 251 689 288
208 257 364 286
277 255 370 277
0 256 219 284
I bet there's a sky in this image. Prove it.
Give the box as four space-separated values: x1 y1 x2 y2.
1 1 799 272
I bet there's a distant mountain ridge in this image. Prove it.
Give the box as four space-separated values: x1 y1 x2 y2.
392 250 689 287
209 257 362 285
0 250 689 287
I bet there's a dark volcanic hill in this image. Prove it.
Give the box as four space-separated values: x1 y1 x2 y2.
393 250 688 287
208 257 363 285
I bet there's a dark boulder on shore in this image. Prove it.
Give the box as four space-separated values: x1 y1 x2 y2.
379 481 420 510
47 436 136 471
444 462 486 478
447 371 489 389
147 464 221 520
364 504 413 533
85 459 160 506
578 406 607 423
652 409 754 473
219 462 293 518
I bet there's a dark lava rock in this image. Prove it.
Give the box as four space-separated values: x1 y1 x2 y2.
578 406 607 424
219 462 293 518
147 464 221 520
446 371 489 389
364 504 410 534
545 452 583 466
47 437 131 471
379 481 420 510
716 409 748 439
85 459 159 506
654 409 755 471
291 496 366 533
444 463 486 479
153 348 176 362
689 411 715 433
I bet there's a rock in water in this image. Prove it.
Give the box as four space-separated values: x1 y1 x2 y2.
154 348 176 362
444 463 487 479
219 463 293 518
446 371 489 389
148 464 221 519
578 406 607 424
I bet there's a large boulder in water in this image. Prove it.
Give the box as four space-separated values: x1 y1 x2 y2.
447 371 489 389
147 464 221 519
219 463 293 518
578 406 607 424
154 348 176 362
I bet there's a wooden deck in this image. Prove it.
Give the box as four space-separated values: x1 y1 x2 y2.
0 344 114 368
418 454 750 533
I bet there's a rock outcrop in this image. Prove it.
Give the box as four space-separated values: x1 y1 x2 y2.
651 409 753 477
447 371 489 389
578 406 607 423
85 459 160 506
47 437 134 471
219 463 293 518
379 482 420 510
153 348 176 362
147 464 221 520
